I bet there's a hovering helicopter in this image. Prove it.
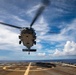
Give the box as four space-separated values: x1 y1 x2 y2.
0 0 50 54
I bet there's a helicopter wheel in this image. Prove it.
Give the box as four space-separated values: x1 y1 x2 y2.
34 41 36 45
19 36 21 39
19 41 21 44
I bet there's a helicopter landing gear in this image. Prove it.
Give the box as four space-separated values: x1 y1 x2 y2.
19 36 21 39
19 40 21 44
34 41 36 44
22 49 36 54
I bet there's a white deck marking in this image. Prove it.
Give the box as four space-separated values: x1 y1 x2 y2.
24 62 31 75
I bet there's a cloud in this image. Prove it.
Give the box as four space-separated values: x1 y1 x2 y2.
33 16 49 33
26 4 41 16
0 25 22 50
53 41 76 56
32 43 42 51
0 56 10 60
38 18 76 43
60 19 76 41
37 52 46 57
12 15 25 22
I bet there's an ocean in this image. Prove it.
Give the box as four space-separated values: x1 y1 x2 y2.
0 59 76 64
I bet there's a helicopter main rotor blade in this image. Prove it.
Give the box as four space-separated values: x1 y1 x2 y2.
0 22 22 29
30 0 50 28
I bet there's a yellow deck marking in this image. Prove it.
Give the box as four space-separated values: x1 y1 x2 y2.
3 66 7 70
24 62 31 75
3 65 50 72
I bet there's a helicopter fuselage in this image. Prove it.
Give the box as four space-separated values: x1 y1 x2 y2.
19 28 36 49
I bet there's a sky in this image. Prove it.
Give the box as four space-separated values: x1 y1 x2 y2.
0 0 76 60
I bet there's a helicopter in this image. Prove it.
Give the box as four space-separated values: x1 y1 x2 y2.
0 0 50 54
